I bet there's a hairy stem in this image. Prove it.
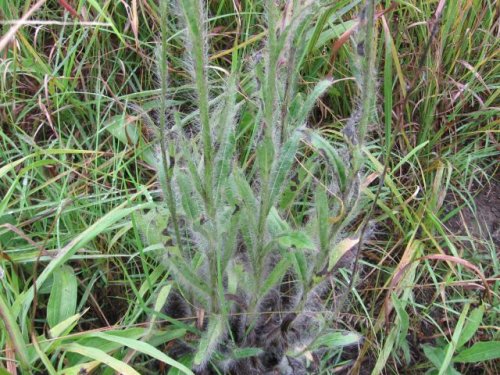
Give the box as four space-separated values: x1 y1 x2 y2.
159 1 183 253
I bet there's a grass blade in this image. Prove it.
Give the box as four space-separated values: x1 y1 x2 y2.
62 343 140 375
91 332 194 375
0 293 29 369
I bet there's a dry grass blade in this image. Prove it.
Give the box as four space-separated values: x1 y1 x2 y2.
0 0 46 53
385 254 493 329
326 1 397 75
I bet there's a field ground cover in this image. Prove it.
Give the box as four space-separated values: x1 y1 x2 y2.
0 0 499 374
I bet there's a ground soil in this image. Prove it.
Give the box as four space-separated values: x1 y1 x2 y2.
446 175 500 248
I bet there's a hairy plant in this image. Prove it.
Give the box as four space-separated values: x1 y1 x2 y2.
136 0 378 373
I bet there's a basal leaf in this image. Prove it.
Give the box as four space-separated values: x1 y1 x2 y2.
194 317 225 367
454 341 500 363
47 265 78 328
457 304 485 349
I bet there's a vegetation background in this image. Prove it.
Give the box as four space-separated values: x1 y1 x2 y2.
0 0 498 374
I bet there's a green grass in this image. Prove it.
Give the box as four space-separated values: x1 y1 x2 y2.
0 0 499 374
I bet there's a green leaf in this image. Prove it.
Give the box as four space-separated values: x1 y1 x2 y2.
0 213 15 245
31 335 57 375
221 211 241 273
392 294 409 351
266 207 290 236
91 332 194 375
168 355 193 375
232 347 263 359
176 0 212 175
310 21 357 51
457 304 484 349
269 131 301 206
179 138 205 200
0 293 29 369
278 231 316 250
167 255 211 296
440 303 470 375
0 160 54 215
104 115 156 166
291 249 309 284
310 330 363 350
58 361 100 375
294 79 333 127
148 329 188 348
303 0 359 55
66 328 145 365
177 172 201 221
214 130 236 201
214 74 238 203
194 317 225 366
0 150 96 180
47 265 78 328
86 0 126 44
423 345 446 369
232 168 258 212
259 254 292 298
134 204 170 247
256 136 275 180
315 187 329 253
0 367 14 375
303 129 347 192
20 202 154 317
62 343 140 375
150 285 172 327
454 341 500 363
49 311 84 339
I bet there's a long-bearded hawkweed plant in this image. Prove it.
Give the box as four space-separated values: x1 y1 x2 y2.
136 0 378 373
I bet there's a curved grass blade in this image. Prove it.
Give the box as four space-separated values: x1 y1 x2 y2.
62 343 140 375
91 332 194 375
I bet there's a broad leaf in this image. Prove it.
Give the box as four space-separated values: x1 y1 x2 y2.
47 265 78 328
454 341 500 363
457 304 484 349
278 231 316 250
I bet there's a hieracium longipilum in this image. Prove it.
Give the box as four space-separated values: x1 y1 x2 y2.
136 0 378 373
